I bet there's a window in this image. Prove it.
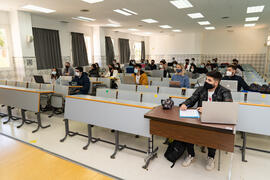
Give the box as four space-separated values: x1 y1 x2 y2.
0 29 10 68
84 36 92 64
134 42 141 61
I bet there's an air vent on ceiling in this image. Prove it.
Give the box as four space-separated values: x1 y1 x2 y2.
138 25 143 27
80 9 90 12
60 21 69 23
227 30 234 33
160 31 164 33
226 25 232 28
222 16 230 19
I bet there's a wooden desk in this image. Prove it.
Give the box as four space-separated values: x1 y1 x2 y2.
145 106 235 153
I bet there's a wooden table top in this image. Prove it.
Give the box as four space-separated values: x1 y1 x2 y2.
145 106 235 134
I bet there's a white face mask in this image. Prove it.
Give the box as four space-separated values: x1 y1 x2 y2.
226 71 233 76
191 69 194 72
134 68 138 74
52 71 56 75
159 65 163 69
173 64 177 67
75 72 80 77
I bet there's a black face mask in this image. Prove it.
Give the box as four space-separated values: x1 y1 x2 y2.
204 81 215 90
65 65 69 69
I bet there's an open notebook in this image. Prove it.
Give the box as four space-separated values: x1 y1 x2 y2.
179 109 200 118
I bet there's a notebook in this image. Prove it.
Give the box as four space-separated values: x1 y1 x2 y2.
179 109 200 118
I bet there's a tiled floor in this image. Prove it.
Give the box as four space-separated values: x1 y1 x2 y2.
0 109 270 180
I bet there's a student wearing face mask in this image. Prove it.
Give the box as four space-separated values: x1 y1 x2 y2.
222 65 249 91
149 60 157 70
71 67 90 94
171 64 190 88
132 64 148 85
51 68 61 84
180 71 233 171
184 59 190 70
63 62 75 76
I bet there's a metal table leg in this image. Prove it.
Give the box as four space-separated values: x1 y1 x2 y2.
110 131 126 159
3 106 12 124
218 150 221 171
142 135 158 170
241 132 248 162
32 112 51 133
83 124 100 150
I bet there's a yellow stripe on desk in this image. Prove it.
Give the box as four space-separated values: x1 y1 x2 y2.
170 96 189 100
239 102 270 108
66 96 154 109
0 86 54 94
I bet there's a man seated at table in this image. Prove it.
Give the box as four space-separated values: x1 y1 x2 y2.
149 60 157 70
72 67 90 95
132 64 148 85
63 62 75 76
222 65 249 91
170 64 190 88
179 71 233 171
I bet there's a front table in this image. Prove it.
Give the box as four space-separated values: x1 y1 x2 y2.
144 106 236 170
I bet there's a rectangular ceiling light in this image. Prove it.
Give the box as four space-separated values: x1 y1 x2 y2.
113 9 132 16
21 5 55 13
128 29 139 31
122 8 138 15
244 23 256 27
205 26 215 30
106 24 121 27
187 13 204 19
82 0 104 3
198 21 210 25
160 25 172 29
172 29 182 32
141 19 158 23
170 0 193 9
72 16 96 22
245 17 259 22
247 6 264 13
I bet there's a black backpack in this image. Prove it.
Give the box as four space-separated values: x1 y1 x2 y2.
164 140 186 168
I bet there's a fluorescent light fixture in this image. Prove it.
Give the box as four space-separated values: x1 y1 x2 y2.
205 27 215 30
268 36 270 41
106 24 121 27
72 16 96 22
122 8 138 15
21 5 55 13
187 13 204 19
198 21 210 25
170 0 193 9
172 29 182 32
128 29 139 31
160 25 172 29
245 17 259 22
244 23 256 27
133 32 152 36
114 9 132 16
267 41 270 46
247 6 264 13
82 0 104 4
141 19 158 23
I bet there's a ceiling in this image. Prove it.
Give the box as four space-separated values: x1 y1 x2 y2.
1 0 270 35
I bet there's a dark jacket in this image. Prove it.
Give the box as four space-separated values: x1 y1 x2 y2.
237 64 244 71
149 64 157 70
89 69 99 77
222 75 249 91
72 72 90 94
180 85 233 107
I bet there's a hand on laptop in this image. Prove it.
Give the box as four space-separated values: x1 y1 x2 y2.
180 104 187 111
197 107 202 113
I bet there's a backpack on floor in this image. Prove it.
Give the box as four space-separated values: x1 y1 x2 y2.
164 140 186 168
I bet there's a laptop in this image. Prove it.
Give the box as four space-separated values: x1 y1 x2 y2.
122 76 135 84
201 101 239 124
34 75 46 84
220 80 238 92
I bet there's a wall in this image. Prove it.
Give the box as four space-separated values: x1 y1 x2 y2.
148 28 269 73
